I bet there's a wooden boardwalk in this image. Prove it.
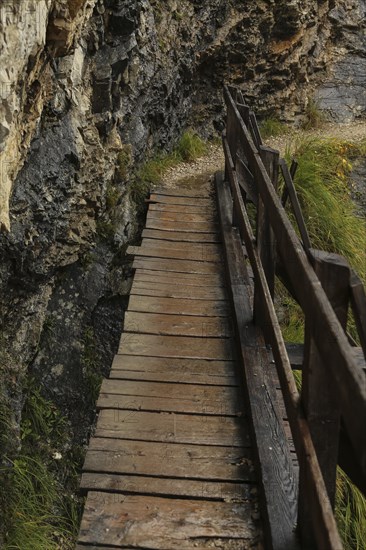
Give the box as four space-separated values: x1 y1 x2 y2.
77 187 263 549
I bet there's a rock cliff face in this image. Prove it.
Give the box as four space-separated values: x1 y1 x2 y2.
0 0 365 502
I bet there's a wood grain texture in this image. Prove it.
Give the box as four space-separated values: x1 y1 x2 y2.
118 332 234 359
93 409 248 446
142 228 221 243
79 493 258 549
128 243 221 263
109 355 237 385
132 256 221 274
80 472 252 501
124 311 232 337
83 438 254 481
128 294 230 317
133 268 225 286
130 281 227 301
216 171 300 550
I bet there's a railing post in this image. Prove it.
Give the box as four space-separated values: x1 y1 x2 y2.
298 250 350 546
254 146 279 334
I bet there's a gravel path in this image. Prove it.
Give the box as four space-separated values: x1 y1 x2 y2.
157 122 366 193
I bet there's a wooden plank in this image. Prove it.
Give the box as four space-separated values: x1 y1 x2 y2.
118 333 234 359
93 409 248 446
80 472 252 501
128 241 221 263
224 86 366 485
142 228 221 243
216 171 300 550
130 281 227 301
149 203 216 215
83 438 254 482
109 355 237 386
128 295 230 317
133 268 225 286
154 187 213 198
140 238 221 256
132 256 221 274
146 218 218 233
78 493 258 549
97 380 241 416
147 210 217 224
150 193 214 206
124 311 232 338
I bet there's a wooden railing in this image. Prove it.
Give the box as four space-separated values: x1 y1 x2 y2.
222 85 366 549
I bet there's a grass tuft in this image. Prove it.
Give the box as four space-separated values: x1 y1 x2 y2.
284 137 366 280
260 118 288 140
301 98 327 130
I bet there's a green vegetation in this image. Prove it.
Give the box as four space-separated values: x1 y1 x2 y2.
284 137 366 280
130 130 208 207
260 117 288 139
1 381 80 549
336 469 366 550
302 98 327 130
277 136 366 548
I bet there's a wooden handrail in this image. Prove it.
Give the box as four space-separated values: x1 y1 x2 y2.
222 84 366 549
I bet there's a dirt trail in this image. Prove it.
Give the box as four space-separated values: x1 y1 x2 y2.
158 121 366 193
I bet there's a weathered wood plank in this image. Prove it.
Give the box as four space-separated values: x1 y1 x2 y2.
132 256 221 274
149 203 216 215
147 210 217 224
128 243 221 263
150 193 214 206
78 493 258 549
131 281 227 301
124 311 232 338
133 268 225 286
153 187 213 198
142 228 221 243
128 295 230 317
93 409 248 446
97 380 241 416
146 218 218 233
80 472 252 501
118 333 234 359
140 238 221 256
83 438 254 481
109 355 237 386
216 171 300 550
